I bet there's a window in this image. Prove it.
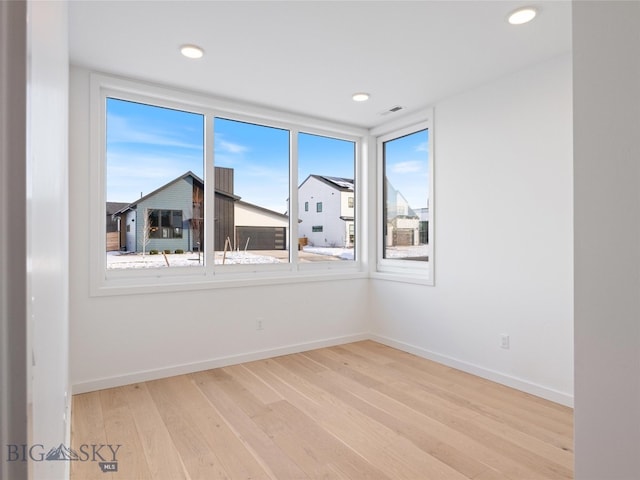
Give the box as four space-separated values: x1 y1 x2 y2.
148 210 183 239
213 118 290 264
105 97 204 269
91 73 365 294
376 117 433 283
298 132 356 255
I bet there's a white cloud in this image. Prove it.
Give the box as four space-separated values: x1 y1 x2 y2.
107 113 202 150
106 150 203 202
415 142 429 153
391 160 424 174
216 139 249 154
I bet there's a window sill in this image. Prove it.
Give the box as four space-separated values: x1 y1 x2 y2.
370 270 433 286
90 267 367 297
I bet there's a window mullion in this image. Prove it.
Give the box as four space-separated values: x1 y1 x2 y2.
290 129 299 268
205 113 215 274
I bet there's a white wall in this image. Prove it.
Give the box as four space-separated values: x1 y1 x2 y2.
27 1 70 479
234 203 288 227
69 66 369 393
370 54 574 405
573 2 640 478
0 2 28 479
299 177 348 247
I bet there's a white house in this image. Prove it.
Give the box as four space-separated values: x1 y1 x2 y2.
298 175 354 248
234 200 289 251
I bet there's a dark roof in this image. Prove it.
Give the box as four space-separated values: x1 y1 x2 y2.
299 174 354 192
106 202 129 216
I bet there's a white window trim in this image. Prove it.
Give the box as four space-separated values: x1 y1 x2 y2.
89 73 366 296
371 111 435 285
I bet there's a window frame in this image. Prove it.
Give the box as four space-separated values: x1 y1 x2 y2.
373 114 434 285
89 73 366 296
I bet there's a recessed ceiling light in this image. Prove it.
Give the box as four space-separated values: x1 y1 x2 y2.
180 44 204 59
352 93 370 102
508 7 537 25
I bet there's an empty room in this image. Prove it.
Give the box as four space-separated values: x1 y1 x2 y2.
1 1 638 480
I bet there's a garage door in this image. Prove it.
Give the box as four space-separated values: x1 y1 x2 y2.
236 226 286 250
393 228 414 246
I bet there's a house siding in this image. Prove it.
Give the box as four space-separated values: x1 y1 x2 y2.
214 194 235 250
298 176 353 247
135 176 195 252
214 167 235 251
124 210 136 252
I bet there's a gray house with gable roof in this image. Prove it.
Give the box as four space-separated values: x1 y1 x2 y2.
113 167 289 253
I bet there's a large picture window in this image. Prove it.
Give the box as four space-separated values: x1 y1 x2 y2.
92 73 365 293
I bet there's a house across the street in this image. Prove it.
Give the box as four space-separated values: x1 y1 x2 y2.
298 175 355 248
112 167 289 253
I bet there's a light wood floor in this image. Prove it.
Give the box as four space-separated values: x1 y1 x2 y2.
70 341 573 480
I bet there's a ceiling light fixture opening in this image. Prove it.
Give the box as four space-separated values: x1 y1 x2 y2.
180 44 204 59
508 7 537 25
352 92 370 102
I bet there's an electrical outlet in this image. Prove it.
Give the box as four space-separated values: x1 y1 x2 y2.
256 318 264 330
500 334 510 349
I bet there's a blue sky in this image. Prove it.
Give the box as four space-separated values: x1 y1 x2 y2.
107 98 428 212
384 129 430 210
106 98 204 203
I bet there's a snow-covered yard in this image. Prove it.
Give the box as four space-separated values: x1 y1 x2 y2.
106 250 281 269
106 245 424 269
384 244 429 259
302 246 354 260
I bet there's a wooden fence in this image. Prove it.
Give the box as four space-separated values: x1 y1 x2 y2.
106 232 120 251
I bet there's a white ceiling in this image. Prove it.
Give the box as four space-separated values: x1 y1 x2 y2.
69 1 571 129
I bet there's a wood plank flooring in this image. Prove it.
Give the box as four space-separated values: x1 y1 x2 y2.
70 341 573 479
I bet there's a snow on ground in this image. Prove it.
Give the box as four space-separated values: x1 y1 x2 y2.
106 244 424 269
302 246 354 260
106 250 281 269
302 245 428 261
384 245 429 259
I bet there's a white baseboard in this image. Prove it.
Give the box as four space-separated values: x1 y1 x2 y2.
369 334 574 407
72 333 369 394
73 332 574 408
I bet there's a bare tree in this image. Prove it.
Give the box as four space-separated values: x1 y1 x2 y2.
192 186 204 263
140 207 154 258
